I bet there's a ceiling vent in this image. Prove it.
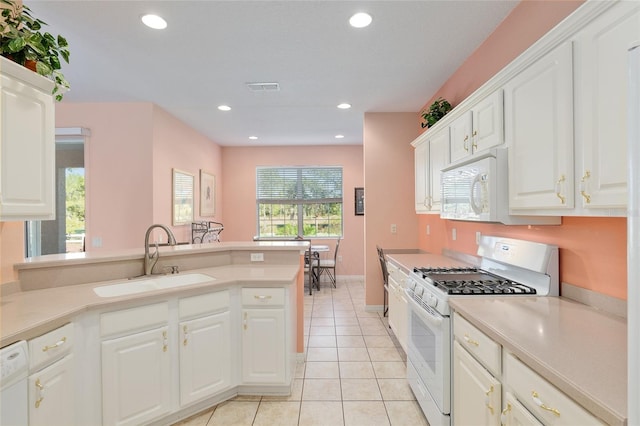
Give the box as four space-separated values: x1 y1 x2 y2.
246 82 280 92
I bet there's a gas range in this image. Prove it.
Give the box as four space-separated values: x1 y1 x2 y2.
404 236 559 426
405 236 559 316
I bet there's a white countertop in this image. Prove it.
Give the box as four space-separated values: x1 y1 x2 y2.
450 297 627 426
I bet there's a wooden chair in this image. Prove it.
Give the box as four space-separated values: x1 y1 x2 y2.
376 245 389 317
316 239 340 287
304 243 320 295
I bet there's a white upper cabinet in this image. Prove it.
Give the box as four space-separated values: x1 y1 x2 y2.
505 41 575 211
450 90 504 163
413 127 450 214
0 56 55 221
573 1 640 212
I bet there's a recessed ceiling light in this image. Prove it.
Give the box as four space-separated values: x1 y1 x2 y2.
349 12 372 28
337 103 351 109
249 136 258 140
217 105 231 111
335 134 345 139
141 14 167 30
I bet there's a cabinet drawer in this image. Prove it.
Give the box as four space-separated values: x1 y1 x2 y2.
29 323 74 371
453 312 501 377
242 287 285 306
179 290 229 319
504 352 604 425
101 302 169 338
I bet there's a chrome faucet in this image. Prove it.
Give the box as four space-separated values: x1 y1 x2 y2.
144 224 177 276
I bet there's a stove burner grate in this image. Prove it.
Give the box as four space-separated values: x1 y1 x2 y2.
413 267 537 295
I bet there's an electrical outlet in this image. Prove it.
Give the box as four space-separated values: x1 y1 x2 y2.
426 225 430 235
476 231 481 244
250 253 264 262
338 255 343 263
391 224 397 234
452 228 457 241
92 237 102 248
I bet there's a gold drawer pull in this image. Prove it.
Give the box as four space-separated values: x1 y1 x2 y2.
531 390 561 417
183 325 188 346
42 336 66 352
35 379 45 408
463 333 479 347
500 403 512 425
555 175 566 204
162 331 168 352
463 135 469 152
485 385 494 414
580 170 591 204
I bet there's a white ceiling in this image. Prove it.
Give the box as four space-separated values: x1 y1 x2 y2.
29 0 518 146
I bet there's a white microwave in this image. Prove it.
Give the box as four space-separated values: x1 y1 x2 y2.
440 148 560 225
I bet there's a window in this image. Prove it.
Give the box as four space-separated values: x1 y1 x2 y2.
257 166 343 238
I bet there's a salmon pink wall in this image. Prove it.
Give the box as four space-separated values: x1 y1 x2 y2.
151 106 223 244
416 0 627 300
221 145 364 276
56 103 154 250
364 113 420 307
0 222 23 284
55 103 223 249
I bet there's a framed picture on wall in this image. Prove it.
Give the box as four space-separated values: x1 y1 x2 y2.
200 170 215 217
355 187 364 215
173 169 194 225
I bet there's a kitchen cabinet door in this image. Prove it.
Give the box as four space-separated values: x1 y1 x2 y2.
242 308 286 384
101 326 171 426
472 90 504 155
0 57 55 221
505 41 574 211
573 1 640 211
429 129 450 212
387 274 399 338
414 140 430 213
414 127 449 213
450 91 503 164
450 111 473 163
28 354 75 426
180 310 232 406
452 340 501 426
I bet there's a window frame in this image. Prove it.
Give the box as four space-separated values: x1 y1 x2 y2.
256 166 343 239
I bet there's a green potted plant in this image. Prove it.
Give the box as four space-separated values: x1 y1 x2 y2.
0 0 69 100
420 97 452 129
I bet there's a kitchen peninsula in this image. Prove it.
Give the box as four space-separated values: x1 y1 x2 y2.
1 241 306 425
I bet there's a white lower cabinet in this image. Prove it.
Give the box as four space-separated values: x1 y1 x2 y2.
28 354 75 426
242 308 286 384
100 302 171 426
386 261 408 352
453 311 606 426
28 323 75 426
101 326 171 426
179 310 231 405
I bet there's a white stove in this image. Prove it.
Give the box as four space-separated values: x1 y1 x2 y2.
405 236 559 426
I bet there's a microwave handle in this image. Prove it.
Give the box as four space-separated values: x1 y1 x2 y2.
470 174 483 215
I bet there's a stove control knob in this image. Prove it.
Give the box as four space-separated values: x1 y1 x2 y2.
426 293 438 309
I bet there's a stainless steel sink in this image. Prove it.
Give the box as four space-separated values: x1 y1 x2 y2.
93 273 215 298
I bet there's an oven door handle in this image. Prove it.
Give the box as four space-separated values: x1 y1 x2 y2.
404 288 444 326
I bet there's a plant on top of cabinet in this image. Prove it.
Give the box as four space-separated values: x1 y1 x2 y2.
420 97 452 128
0 0 70 100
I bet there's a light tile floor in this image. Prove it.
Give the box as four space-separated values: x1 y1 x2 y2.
174 277 429 426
